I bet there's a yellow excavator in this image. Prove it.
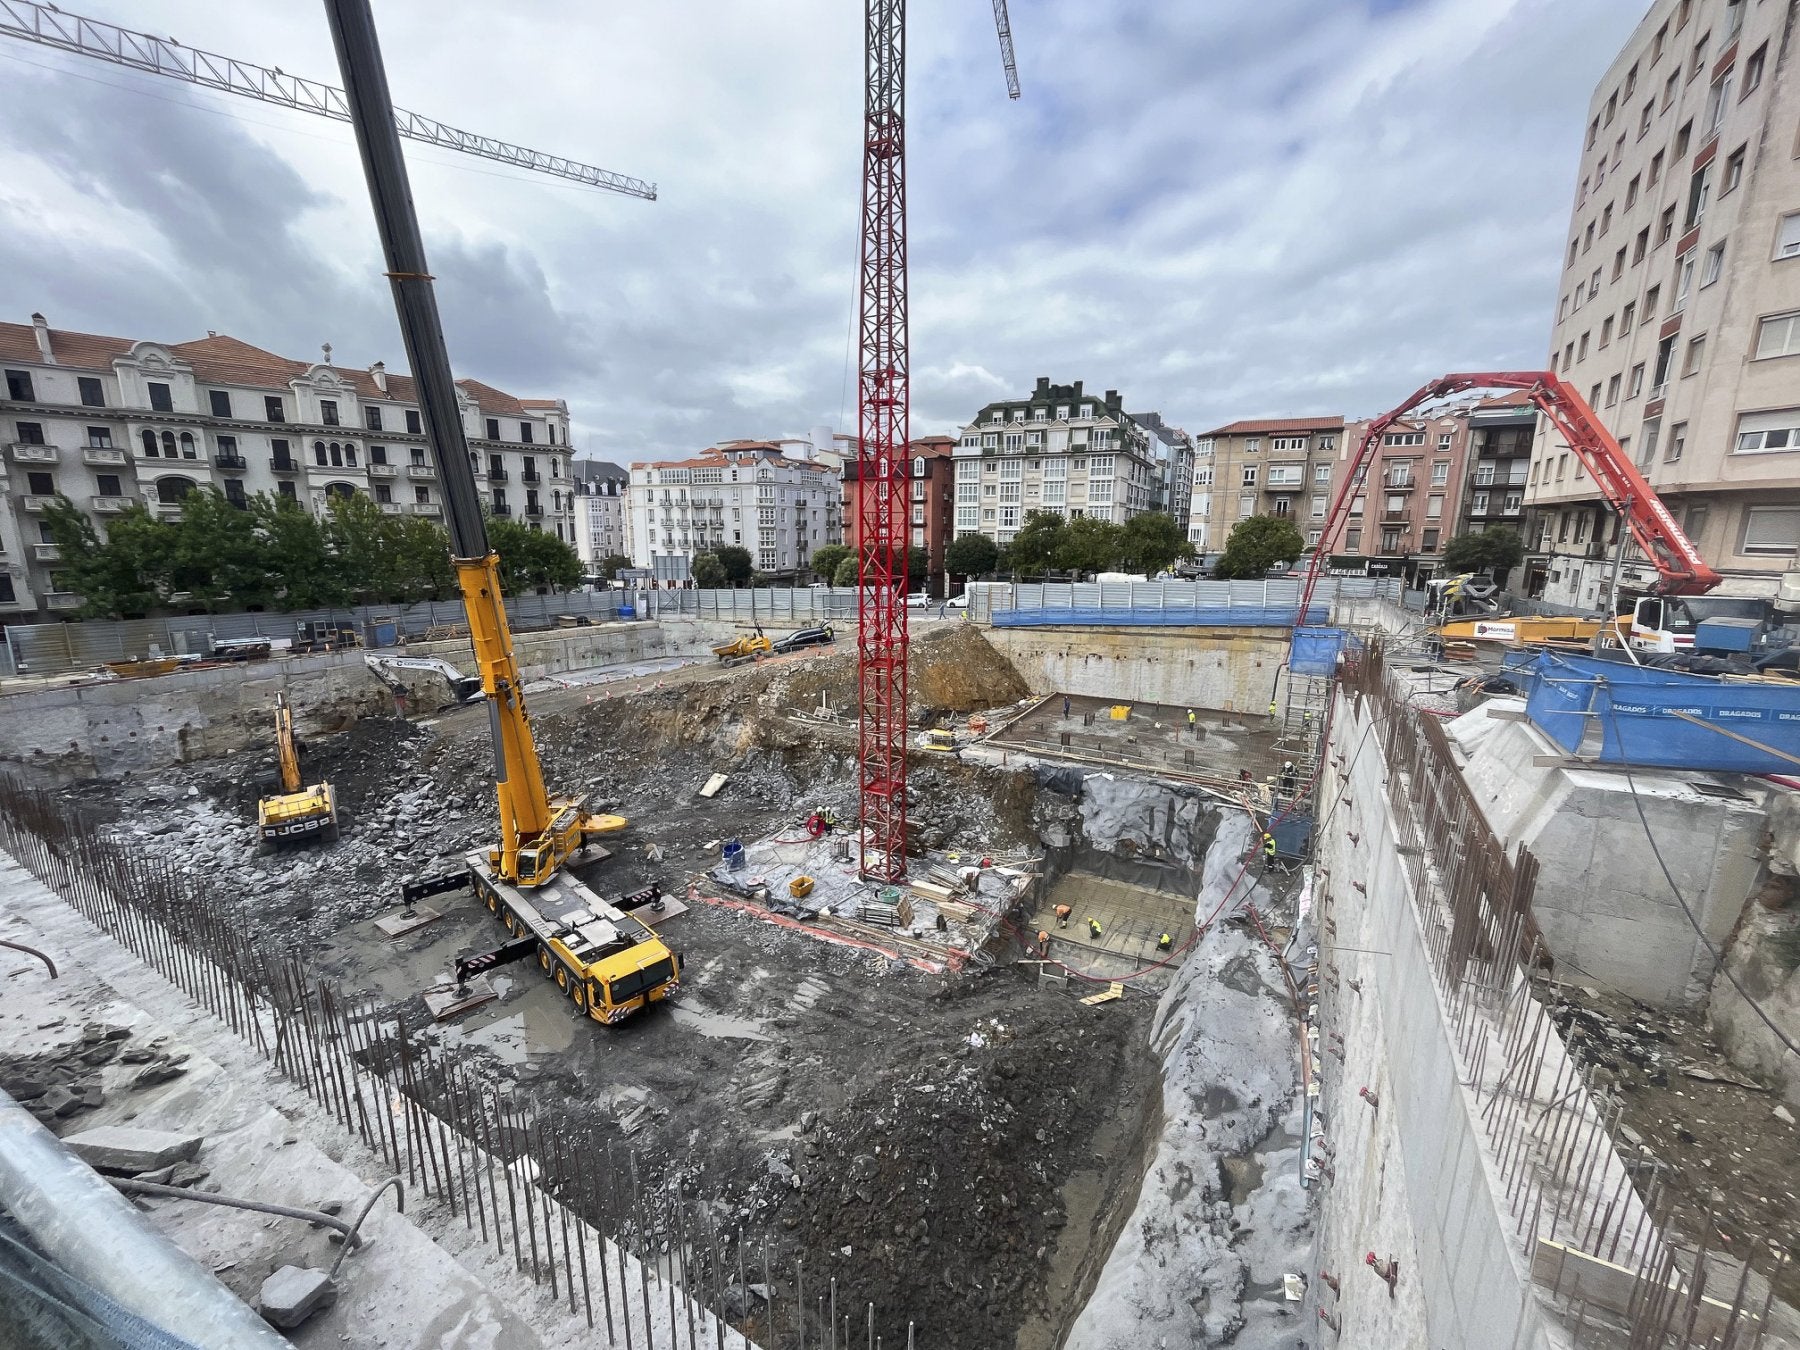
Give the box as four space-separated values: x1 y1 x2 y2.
330 5 680 1023
256 693 338 847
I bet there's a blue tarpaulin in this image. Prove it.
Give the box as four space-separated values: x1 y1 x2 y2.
1290 627 1356 676
1515 651 1800 772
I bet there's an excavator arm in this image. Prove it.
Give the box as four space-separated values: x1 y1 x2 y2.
1296 371 1719 625
273 694 303 794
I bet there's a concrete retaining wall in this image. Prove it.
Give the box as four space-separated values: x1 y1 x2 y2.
1311 691 1561 1350
982 625 1287 714
0 622 664 780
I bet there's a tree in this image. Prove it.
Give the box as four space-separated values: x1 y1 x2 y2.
1214 514 1305 579
389 515 455 601
944 532 999 578
1005 511 1067 575
832 555 859 588
598 553 632 581
714 545 754 586
489 517 582 595
810 543 851 584
326 492 402 603
38 496 172 619
171 488 272 611
1441 526 1525 582
1119 512 1192 577
691 552 727 589
1056 516 1125 574
908 545 929 585
255 495 349 610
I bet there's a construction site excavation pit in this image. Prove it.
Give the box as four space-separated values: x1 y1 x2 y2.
5 624 1319 1348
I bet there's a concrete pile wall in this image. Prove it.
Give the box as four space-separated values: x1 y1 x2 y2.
1310 691 1563 1350
0 622 663 780
983 625 1287 714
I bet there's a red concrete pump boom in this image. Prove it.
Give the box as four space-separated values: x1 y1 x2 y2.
1295 371 1720 626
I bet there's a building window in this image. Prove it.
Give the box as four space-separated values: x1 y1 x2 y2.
375 484 393 504
13 421 43 444
1700 241 1725 288
1628 362 1646 398
1666 422 1686 463
1314 464 1330 483
147 382 173 412
1733 411 1800 454
1241 466 1258 487
1742 41 1766 94
1683 163 1713 230
75 376 105 407
520 422 534 444
1237 493 1256 518
1430 461 1449 485
139 429 157 457
1705 70 1733 133
1606 374 1622 405
1755 312 1800 360
1682 335 1706 377
1644 284 1660 319
86 426 111 448
1345 528 1361 551
366 406 383 431
1722 146 1745 197
4 369 35 400
1657 205 1676 246
1620 301 1636 334
406 410 422 434
314 441 329 466
1578 332 1590 361
1382 432 1425 447
1776 212 1800 261
1673 252 1695 312
1741 507 1800 556
414 485 431 504
320 399 339 426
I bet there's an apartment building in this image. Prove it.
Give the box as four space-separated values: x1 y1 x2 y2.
842 435 956 589
1528 0 1800 608
0 315 577 615
1458 396 1535 539
570 459 629 572
1130 411 1196 520
626 441 842 582
1186 416 1343 555
952 378 1158 547
1323 411 1472 581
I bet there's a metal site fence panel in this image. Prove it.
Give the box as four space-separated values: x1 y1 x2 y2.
1332 644 1785 1346
5 591 625 677
0 780 919 1350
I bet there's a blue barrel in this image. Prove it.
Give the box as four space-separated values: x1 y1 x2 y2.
722 838 745 871
618 603 637 620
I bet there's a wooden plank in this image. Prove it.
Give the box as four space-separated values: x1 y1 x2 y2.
423 975 497 1021
698 773 729 799
1531 1239 1759 1339
1079 982 1124 1006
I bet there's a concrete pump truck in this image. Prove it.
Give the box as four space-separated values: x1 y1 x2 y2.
323 0 680 1023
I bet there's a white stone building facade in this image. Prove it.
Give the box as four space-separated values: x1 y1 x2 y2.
0 316 578 614
570 459 629 572
626 441 842 582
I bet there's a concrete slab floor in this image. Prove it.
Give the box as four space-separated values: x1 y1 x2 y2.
987 693 1284 788
1027 872 1197 982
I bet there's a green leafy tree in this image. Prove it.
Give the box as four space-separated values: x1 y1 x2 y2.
944 532 999 578
326 492 402 603
832 555 859 588
255 495 349 610
691 552 727 589
1214 514 1305 579
1005 511 1066 575
598 553 632 581
489 516 582 595
1056 516 1125 574
171 488 272 611
714 545 754 586
1118 512 1192 577
389 515 454 601
908 545 929 585
810 543 851 584
38 496 173 618
1441 526 1525 583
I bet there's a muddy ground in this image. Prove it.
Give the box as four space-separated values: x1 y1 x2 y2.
47 625 1172 1347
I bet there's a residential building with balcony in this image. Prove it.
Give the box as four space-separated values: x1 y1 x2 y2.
570 459 629 573
1129 411 1195 521
1186 416 1344 556
843 435 956 591
1458 395 1535 539
951 378 1158 547
1322 410 1474 581
0 314 578 615
626 440 842 582
1526 0 1800 608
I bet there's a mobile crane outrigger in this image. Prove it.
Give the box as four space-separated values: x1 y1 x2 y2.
324 0 680 1022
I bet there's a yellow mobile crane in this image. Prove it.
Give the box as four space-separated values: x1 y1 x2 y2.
326 0 680 1023
256 693 338 846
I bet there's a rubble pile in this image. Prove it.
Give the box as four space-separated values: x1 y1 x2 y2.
0 1021 190 1128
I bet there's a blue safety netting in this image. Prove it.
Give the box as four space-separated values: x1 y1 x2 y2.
1514 651 1800 772
1290 627 1356 676
992 604 1329 628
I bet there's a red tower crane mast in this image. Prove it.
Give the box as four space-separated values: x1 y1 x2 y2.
1293 370 1719 630
855 0 1018 880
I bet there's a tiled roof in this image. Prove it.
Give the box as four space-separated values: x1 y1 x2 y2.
0 321 134 369
1202 415 1344 436
572 458 629 482
0 319 551 415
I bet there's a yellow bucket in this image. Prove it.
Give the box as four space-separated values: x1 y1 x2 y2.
789 876 816 899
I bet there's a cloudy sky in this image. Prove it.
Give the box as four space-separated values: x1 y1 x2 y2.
0 0 1647 460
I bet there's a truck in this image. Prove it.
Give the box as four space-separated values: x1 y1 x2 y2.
711 627 774 667
255 693 338 847
328 9 680 1023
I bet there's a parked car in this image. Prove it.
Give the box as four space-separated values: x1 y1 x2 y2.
772 623 835 654
944 592 970 609
904 592 936 608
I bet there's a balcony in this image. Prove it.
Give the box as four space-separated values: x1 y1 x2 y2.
91 495 139 514
1379 509 1411 524
521 471 541 485
490 503 512 517
406 464 436 480
82 446 128 467
1382 478 1416 492
151 501 184 521
8 442 58 464
269 457 302 473
410 501 441 516
524 502 544 518
488 467 509 482
20 495 55 513
378 501 403 515
44 592 83 611
368 462 399 478
31 543 60 563
214 453 247 470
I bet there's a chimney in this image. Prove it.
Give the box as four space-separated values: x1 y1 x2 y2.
370 361 387 393
1033 376 1050 399
1071 381 1084 400
206 329 217 338
30 312 53 363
